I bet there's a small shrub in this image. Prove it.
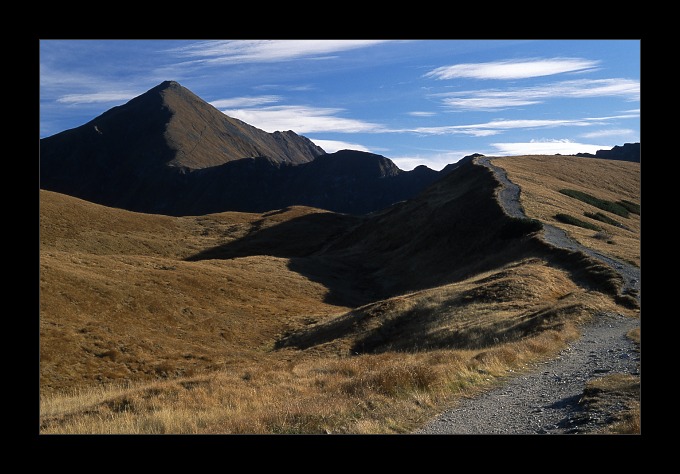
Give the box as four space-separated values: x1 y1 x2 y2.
97 349 121 361
615 293 639 309
554 213 601 231
585 212 622 227
559 189 630 218
617 200 640 215
499 217 543 239
593 230 613 241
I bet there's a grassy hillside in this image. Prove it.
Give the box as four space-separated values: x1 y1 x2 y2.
40 192 357 394
493 155 640 267
39 156 639 434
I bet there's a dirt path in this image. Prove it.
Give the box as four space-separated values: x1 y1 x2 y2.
477 156 640 298
415 312 639 434
414 157 640 434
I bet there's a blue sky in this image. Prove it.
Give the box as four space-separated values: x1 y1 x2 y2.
40 40 640 171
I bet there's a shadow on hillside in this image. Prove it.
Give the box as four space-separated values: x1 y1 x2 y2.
185 160 625 324
275 295 582 354
187 211 361 261
185 211 374 307
184 210 552 310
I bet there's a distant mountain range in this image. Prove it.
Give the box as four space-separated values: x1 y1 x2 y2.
39 80 639 216
39 81 450 215
576 142 640 163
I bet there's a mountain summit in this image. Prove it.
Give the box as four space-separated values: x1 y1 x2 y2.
40 81 324 207
40 81 444 215
44 80 323 170
152 80 324 169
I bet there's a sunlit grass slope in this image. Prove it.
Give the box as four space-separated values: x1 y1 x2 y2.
39 155 639 433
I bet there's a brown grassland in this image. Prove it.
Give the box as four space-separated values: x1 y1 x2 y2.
494 155 640 267
39 156 640 434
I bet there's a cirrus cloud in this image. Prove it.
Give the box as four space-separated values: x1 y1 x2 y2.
210 96 281 108
169 40 388 64
425 58 599 80
437 78 640 111
220 105 387 134
580 129 637 139
56 91 139 104
491 139 608 156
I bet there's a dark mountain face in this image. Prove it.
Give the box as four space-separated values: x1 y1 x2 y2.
40 81 324 208
70 149 442 216
576 143 640 163
40 81 446 216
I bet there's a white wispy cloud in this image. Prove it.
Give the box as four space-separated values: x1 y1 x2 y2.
309 139 372 154
425 58 599 80
169 40 388 64
491 139 607 156
437 78 640 111
210 96 281 108
255 84 315 92
40 63 144 100
580 129 636 139
408 111 436 117
411 118 604 136
219 105 599 137
220 105 386 134
56 91 139 105
40 65 99 90
442 97 540 109
391 151 474 171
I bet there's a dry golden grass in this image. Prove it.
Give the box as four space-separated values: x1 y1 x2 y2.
277 258 622 355
40 191 352 395
608 404 641 434
39 154 639 434
572 326 640 434
582 373 640 434
41 322 584 434
493 156 640 267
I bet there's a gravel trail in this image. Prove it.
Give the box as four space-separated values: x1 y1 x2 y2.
477 156 640 298
414 157 640 434
415 312 639 434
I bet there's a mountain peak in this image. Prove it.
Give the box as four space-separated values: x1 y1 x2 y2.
157 80 181 89
42 81 324 172
40 82 326 208
138 80 184 97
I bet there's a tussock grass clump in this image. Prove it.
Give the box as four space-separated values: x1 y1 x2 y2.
340 359 440 396
581 373 640 434
593 230 614 241
559 189 630 218
577 328 639 434
608 404 640 434
555 213 601 231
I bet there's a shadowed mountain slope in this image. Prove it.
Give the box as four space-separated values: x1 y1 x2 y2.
576 142 640 163
40 81 324 213
40 81 446 216
169 150 443 216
